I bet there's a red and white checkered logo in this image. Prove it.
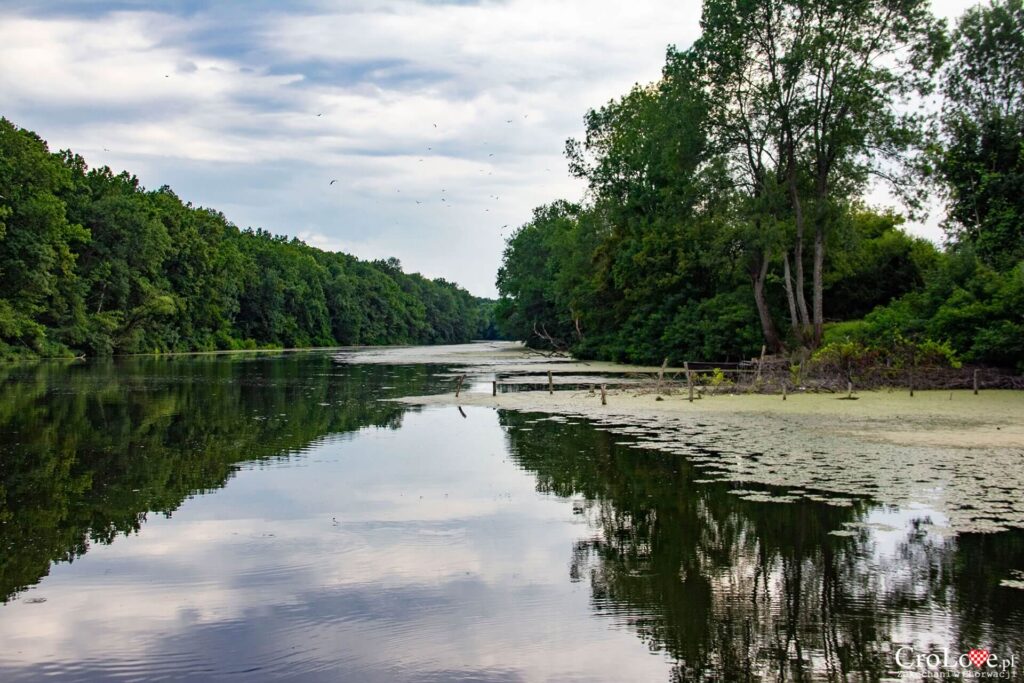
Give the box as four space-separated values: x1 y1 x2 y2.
967 648 990 668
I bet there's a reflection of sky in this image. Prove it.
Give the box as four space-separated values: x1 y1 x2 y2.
0 406 674 682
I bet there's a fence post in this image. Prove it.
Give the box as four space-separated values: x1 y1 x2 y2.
755 344 766 384
548 370 553 395
973 368 979 395
455 374 465 398
782 381 787 401
492 380 497 397
600 384 607 405
685 362 694 403
657 357 668 395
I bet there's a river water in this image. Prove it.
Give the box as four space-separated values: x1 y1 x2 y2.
0 350 1021 681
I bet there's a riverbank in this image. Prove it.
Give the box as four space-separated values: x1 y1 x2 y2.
362 342 1024 535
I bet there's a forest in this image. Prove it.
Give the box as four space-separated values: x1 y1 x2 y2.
496 0 1024 371
0 119 497 360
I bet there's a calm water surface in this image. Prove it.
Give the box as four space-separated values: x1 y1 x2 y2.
0 352 1022 681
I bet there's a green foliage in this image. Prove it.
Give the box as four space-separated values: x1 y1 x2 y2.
937 0 1024 269
0 119 491 358
811 340 880 382
843 253 1024 370
699 367 731 388
497 50 935 365
496 0 1022 372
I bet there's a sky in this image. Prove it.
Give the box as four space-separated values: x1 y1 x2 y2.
0 0 981 297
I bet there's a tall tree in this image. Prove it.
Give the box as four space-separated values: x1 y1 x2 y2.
937 0 1024 269
696 0 946 345
0 119 87 354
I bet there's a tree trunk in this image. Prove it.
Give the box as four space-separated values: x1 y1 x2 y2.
812 171 829 347
813 226 825 346
787 148 812 336
782 251 799 336
752 253 783 353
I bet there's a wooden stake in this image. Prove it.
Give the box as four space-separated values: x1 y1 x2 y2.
847 381 853 399
492 380 497 397
973 368 979 395
600 384 607 405
657 357 668 394
755 344 766 383
548 370 553 395
455 374 465 398
685 362 694 403
782 382 787 401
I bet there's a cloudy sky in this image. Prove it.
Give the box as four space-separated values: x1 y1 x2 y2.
0 0 979 297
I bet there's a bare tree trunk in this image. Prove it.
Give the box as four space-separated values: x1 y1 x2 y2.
787 153 812 335
752 253 783 353
813 226 825 346
782 251 799 336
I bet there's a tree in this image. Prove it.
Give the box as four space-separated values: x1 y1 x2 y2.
0 119 87 356
696 0 947 345
937 0 1024 270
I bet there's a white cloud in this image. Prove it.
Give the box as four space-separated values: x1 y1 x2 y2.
0 0 983 294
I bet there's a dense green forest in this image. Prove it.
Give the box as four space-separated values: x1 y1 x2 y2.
496 0 1024 371
0 120 497 360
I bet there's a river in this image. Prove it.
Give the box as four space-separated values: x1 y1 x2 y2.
0 350 1021 681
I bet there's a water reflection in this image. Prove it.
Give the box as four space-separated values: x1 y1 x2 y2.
0 354 434 603
500 412 1024 681
0 354 1021 681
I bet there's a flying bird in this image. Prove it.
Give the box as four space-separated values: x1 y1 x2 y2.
329 179 338 185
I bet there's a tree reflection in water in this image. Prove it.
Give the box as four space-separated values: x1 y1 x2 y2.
0 354 435 604
499 411 1024 681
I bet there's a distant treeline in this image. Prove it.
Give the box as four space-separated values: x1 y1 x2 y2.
0 118 498 359
496 0 1023 371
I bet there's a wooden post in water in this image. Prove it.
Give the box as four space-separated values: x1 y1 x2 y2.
909 353 915 397
755 345 766 384
548 370 553 395
657 357 668 394
847 381 853 399
782 382 787 401
973 369 979 395
492 380 497 397
600 384 607 405
455 374 465 398
685 362 694 403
